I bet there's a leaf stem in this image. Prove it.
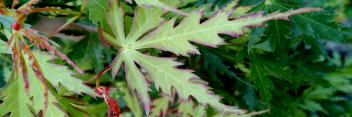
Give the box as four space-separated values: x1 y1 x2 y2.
83 66 112 87
47 15 81 38
31 8 81 15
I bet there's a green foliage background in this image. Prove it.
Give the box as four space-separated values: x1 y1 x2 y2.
0 0 352 116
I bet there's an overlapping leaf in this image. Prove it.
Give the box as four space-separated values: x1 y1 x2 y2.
125 0 189 15
0 57 66 117
0 51 97 116
99 0 321 115
30 52 97 96
149 96 172 117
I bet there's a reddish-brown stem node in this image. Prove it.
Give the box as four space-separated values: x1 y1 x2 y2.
83 66 112 87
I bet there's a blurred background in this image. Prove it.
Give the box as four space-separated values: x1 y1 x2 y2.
1 0 352 116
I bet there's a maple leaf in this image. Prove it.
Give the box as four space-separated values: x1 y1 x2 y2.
99 0 321 114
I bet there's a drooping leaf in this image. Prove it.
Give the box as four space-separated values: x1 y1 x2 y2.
100 1 321 115
28 52 97 97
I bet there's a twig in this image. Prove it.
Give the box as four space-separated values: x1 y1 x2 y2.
83 66 112 87
31 8 80 15
47 15 81 38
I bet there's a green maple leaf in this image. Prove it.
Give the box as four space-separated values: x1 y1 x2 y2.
100 0 320 114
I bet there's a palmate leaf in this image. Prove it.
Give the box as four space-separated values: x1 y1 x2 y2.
100 1 320 114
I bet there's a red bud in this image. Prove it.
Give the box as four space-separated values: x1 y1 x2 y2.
11 22 21 30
